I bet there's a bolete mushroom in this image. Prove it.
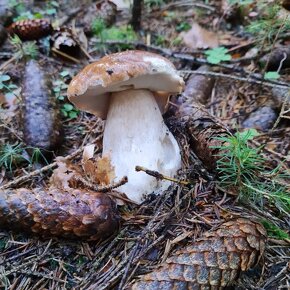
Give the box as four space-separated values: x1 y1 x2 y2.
67 50 184 203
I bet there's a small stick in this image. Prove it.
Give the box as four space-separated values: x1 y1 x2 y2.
76 175 129 193
135 166 190 185
51 47 80 63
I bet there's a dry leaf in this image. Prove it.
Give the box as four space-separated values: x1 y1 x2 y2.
180 22 218 49
81 145 115 186
95 155 115 185
50 157 82 190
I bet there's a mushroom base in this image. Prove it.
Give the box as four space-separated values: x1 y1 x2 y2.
102 89 181 203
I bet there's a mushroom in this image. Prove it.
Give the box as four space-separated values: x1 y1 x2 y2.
67 50 184 203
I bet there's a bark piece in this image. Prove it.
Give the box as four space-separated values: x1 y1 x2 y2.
130 218 267 290
0 187 119 240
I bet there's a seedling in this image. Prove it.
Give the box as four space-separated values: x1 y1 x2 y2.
205 47 232 64
176 22 191 32
0 74 11 90
0 74 19 105
61 103 79 119
246 1 290 46
264 71 280 80
0 143 29 171
10 35 38 60
145 0 164 8
53 70 71 101
212 129 290 214
261 219 290 240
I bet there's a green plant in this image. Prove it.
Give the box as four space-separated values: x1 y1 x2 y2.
205 47 232 64
0 74 19 105
176 21 191 32
264 71 280 80
246 1 290 46
53 70 71 101
10 35 38 60
261 219 289 240
52 71 79 119
29 147 49 165
145 0 164 8
91 18 106 40
213 129 290 213
155 35 167 46
44 0 59 16
0 74 12 90
228 0 254 4
61 103 79 119
103 26 137 42
171 37 182 46
0 143 29 171
92 24 137 49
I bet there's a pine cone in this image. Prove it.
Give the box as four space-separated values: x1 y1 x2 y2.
0 187 119 240
130 218 267 290
8 19 53 41
50 27 81 58
96 0 117 27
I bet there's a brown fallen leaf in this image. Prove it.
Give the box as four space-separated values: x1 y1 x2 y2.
50 157 83 190
95 155 115 185
82 144 115 186
180 22 219 50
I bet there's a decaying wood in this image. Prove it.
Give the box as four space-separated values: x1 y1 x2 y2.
129 218 267 290
22 60 63 151
0 187 119 240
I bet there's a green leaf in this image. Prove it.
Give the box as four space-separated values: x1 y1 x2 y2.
60 70 70 77
62 103 74 111
205 47 232 64
264 71 280 80
0 75 10 82
46 8 57 15
238 129 259 140
68 111 78 119
61 110 68 117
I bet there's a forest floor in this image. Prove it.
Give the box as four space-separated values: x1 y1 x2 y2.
0 0 289 289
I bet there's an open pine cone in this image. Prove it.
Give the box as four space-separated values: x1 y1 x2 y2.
8 19 53 41
129 218 267 290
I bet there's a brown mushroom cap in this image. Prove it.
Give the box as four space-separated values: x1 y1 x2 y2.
67 50 184 118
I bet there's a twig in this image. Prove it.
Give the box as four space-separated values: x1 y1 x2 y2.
90 39 289 87
135 166 190 185
179 70 290 89
0 53 19 71
51 47 80 63
0 148 82 190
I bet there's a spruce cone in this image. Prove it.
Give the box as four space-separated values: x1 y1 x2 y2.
0 188 119 240
8 19 53 41
22 59 63 151
50 27 81 58
96 0 117 27
130 218 267 290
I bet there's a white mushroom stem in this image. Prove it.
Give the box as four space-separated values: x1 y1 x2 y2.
102 89 181 204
